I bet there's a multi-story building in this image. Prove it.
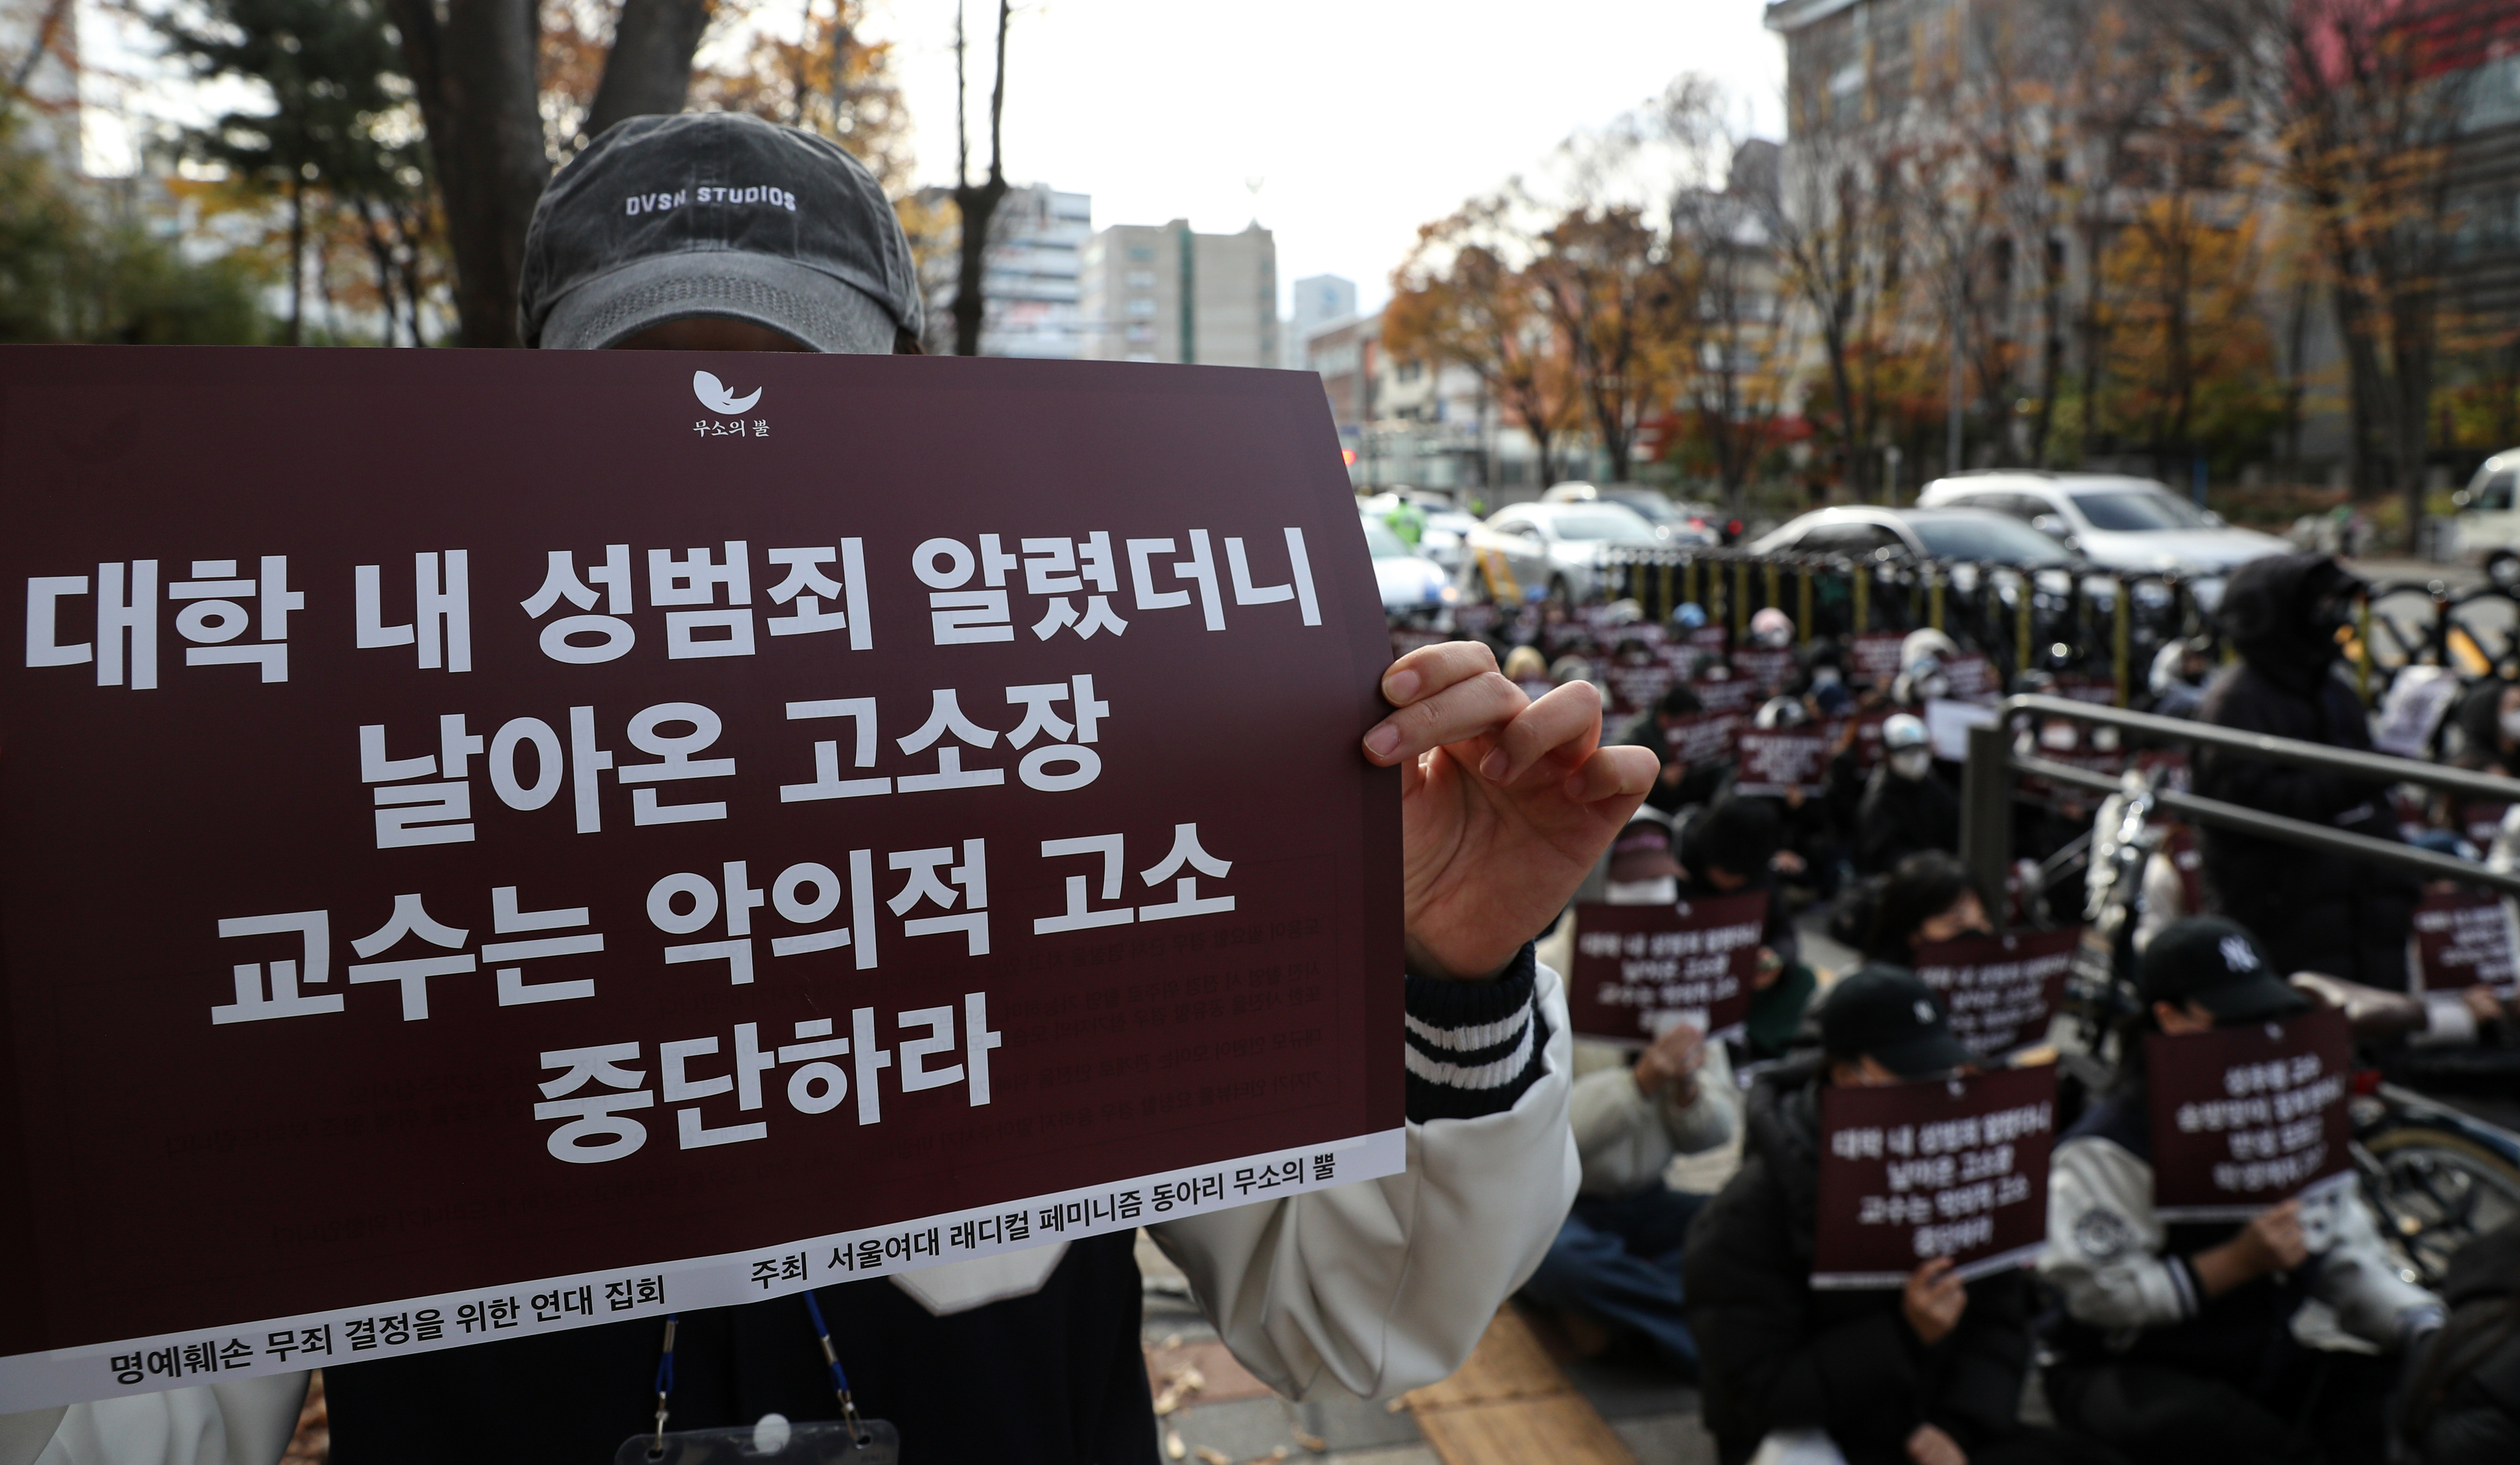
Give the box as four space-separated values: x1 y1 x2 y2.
919 183 1091 358
1079 220 1278 367
1281 274 1357 370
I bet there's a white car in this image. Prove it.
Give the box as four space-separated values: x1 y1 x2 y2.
1461 499 1661 603
1362 513 1457 623
1916 473 2288 596
2451 447 2520 586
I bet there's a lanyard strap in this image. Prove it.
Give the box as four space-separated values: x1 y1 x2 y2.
646 1292 866 1456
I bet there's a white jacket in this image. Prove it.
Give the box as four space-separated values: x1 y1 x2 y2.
2039 1127 2438 1349
2 966 1581 1464
1566 1040 1736 1198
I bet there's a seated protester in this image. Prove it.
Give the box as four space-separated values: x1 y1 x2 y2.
1523 1013 1738 1374
1857 714 1959 877
1854 852 1992 966
2396 1217 2520 1465
1678 797 1817 1062
1619 682 1725 816
1528 808 1736 1371
1684 970 2091 1465
2040 916 2444 1465
3 113 1658 1465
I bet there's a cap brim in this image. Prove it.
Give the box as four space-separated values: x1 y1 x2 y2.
2195 973 2314 1023
1872 1027 1983 1079
537 249 899 353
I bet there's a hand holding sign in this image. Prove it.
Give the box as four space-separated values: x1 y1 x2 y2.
1900 1257 1968 1345
1364 642 1656 981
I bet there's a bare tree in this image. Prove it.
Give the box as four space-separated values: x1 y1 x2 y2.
948 0 1012 356
1760 86 1911 500
2157 0 2493 544
382 0 713 346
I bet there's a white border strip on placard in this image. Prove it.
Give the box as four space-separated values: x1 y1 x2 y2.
2155 1167 2356 1224
1807 1240 2046 1291
0 1127 1406 1413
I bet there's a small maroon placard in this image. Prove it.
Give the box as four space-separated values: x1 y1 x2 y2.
2412 887 2517 997
1566 893 1770 1045
2145 1011 2353 1220
1734 727 1835 797
1851 631 1906 688
1911 928 2081 1056
1812 1064 2057 1288
1666 710 1746 767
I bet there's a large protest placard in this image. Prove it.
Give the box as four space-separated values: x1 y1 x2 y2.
2412 888 2519 998
1566 894 1769 1045
0 346 1402 1410
1812 1064 2056 1287
2146 1011 2352 1221
1911 928 2080 1056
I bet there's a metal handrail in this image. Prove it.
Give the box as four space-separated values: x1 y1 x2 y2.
1959 693 2520 921
2000 693 2520 806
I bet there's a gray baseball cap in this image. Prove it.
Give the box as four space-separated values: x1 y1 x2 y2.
519 111 923 352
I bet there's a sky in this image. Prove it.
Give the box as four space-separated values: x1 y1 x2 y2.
72 0 1790 321
878 0 1789 315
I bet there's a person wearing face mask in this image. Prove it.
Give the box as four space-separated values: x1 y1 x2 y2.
1523 810 1740 1372
1855 853 1993 964
2039 918 2443 1465
1857 715 1959 877
2195 555 2417 988
1893 629 1961 709
1684 971 2107 1465
1618 683 1728 816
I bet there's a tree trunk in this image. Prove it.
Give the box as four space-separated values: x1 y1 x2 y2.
286 174 306 346
384 0 548 348
585 0 713 142
950 0 1013 358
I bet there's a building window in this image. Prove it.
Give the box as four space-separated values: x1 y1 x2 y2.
1127 246 1154 263
1126 324 1155 344
1125 270 1155 289
1125 297 1156 317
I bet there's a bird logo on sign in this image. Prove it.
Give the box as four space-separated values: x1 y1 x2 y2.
692 370 762 415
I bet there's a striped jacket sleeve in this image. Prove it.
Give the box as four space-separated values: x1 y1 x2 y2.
1401 943 1551 1122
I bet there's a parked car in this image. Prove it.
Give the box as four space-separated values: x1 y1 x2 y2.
1542 482 1722 547
2451 447 2520 586
1363 512 1457 624
1462 499 1661 603
1751 504 2082 573
1915 471 2289 590
1358 489 1480 573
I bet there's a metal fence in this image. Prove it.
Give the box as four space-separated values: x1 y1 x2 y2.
1589 545 2520 711
1957 693 2520 926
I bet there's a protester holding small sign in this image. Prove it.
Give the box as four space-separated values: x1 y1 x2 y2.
1856 715 1959 876
1678 799 1819 1060
2039 918 2440 1465
1683 971 2087 1465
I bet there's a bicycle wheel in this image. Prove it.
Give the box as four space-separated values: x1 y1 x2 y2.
2362 1126 2520 1282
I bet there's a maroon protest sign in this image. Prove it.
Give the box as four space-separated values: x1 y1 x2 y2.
1605 660 1679 719
1943 651 1999 702
2146 1011 2353 1221
0 346 1402 1410
1851 631 1906 688
2458 803 2511 853
1813 1064 2056 1288
1565 893 1769 1045
1691 673 1762 715
1734 727 1835 797
1665 711 1746 767
1730 646 1797 689
1912 928 2080 1055
2412 888 2518 997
